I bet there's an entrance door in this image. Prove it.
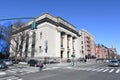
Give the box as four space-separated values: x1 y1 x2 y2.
61 51 63 58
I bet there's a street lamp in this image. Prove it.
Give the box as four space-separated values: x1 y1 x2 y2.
71 53 75 66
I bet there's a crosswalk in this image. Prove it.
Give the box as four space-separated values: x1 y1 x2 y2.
1 65 120 80
0 75 22 80
68 67 120 74
0 67 61 80
5 66 61 75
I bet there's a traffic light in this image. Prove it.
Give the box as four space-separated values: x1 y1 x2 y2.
31 19 37 30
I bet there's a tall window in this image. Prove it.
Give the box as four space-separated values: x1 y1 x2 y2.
61 36 64 47
73 39 75 50
67 38 70 48
39 46 42 53
40 32 42 39
81 41 83 44
25 33 29 57
81 50 84 54
81 46 84 49
31 32 36 57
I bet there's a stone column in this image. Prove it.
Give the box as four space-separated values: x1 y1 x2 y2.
56 31 61 58
63 34 67 58
69 36 73 58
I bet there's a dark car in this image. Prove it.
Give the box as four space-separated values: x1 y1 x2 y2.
0 60 8 70
28 59 39 67
118 59 120 63
11 59 20 64
67 59 71 63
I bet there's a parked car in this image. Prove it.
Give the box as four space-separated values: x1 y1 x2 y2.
11 59 20 64
0 60 8 70
108 60 120 67
49 59 60 63
3 59 13 66
28 59 39 67
118 59 120 63
103 59 110 63
67 59 71 63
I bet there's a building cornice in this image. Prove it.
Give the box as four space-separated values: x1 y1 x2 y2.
12 13 79 36
79 29 95 39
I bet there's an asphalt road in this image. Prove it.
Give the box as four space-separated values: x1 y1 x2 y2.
21 63 120 80
0 62 120 80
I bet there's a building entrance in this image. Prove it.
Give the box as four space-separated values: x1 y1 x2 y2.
61 51 63 58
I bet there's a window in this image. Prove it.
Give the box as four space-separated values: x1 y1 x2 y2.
81 41 83 44
61 36 64 47
31 32 36 57
40 32 42 39
67 38 70 48
39 46 42 53
81 46 84 49
98 55 100 58
73 39 75 49
25 33 29 55
81 50 84 54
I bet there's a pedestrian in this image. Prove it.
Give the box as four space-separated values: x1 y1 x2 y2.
44 60 47 68
39 61 43 71
84 59 87 63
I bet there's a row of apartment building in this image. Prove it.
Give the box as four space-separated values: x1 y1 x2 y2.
96 44 117 60
9 13 117 61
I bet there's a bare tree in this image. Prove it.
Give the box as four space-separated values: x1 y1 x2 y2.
9 20 25 60
1 19 36 61
9 20 33 61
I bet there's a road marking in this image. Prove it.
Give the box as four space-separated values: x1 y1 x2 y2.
103 69 109 72
0 76 22 80
115 69 120 73
66 67 73 69
0 72 6 75
92 68 100 71
109 69 114 73
97 68 105 72
86 68 93 71
43 67 60 71
80 68 86 70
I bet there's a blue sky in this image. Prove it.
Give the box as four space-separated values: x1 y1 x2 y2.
0 0 120 54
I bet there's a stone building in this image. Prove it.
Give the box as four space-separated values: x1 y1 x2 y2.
10 13 81 61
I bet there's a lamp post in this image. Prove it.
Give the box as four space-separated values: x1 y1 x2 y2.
71 53 75 66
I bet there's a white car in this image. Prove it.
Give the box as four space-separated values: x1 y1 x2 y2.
3 59 13 66
108 60 120 67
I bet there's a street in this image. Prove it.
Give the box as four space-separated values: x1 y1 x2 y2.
0 62 120 80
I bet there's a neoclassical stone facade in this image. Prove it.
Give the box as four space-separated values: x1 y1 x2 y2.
10 13 82 60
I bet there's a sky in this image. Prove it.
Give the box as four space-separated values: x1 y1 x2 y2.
0 0 120 54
